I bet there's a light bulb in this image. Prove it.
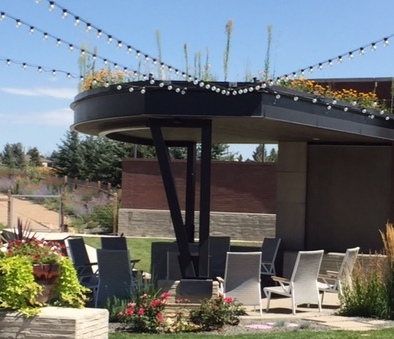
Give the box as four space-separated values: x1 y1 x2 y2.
74 17 80 26
344 107 348 112
86 23 92 32
294 96 299 101
362 109 367 114
371 43 377 51
129 87 134 92
327 105 332 110
127 46 132 53
275 94 281 99
69 44 74 51
52 70 56 76
318 63 323 70
116 85 122 90
337 56 343 63
386 116 390 120
22 63 27 69
117 41 122 48
43 33 48 40
29 27 35 34
383 38 389 47
56 39 61 46
62 10 68 19
312 98 317 103
37 66 42 73
48 1 55 11
97 30 102 38
6 59 10 66
0 13 4 20
107 36 113 44
359 47 364 55
15 20 21 28
348 52 354 59
141 87 146 94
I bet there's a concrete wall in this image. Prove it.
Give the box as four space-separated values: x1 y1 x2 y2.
0 307 109 339
118 209 276 241
306 145 392 253
275 142 307 251
275 143 394 254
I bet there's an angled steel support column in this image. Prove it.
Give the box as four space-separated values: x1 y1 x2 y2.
185 143 196 243
149 119 196 278
198 120 212 278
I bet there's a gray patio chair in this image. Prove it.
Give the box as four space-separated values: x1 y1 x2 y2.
264 249 324 315
318 246 360 303
95 249 135 307
101 235 140 271
209 236 230 278
65 237 99 304
101 236 128 250
217 251 263 316
260 237 281 277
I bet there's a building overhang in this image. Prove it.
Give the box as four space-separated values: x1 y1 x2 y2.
71 80 394 146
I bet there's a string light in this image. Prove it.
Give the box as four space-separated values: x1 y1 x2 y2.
48 1 55 11
74 16 80 25
62 9 68 19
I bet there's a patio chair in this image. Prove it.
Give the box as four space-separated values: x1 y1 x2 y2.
263 249 324 315
209 236 230 278
101 236 128 250
217 251 263 316
260 237 281 277
318 246 360 303
95 249 135 307
65 237 99 303
101 235 140 271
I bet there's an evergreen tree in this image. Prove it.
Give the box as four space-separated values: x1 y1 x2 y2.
27 147 41 166
50 130 83 178
265 148 278 162
252 144 265 162
1 143 25 168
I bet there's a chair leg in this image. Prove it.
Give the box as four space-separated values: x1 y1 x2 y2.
265 291 271 312
291 294 296 315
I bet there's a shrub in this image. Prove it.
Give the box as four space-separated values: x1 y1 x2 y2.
339 264 388 318
189 295 246 331
117 292 169 333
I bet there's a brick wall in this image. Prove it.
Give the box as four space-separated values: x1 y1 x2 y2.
121 159 277 213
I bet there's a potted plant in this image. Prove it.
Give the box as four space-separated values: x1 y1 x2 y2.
0 219 90 317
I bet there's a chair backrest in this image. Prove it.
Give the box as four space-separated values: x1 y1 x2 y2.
101 236 128 250
261 237 281 275
209 236 230 278
223 251 262 307
96 249 133 307
290 250 324 305
66 237 93 271
337 247 360 289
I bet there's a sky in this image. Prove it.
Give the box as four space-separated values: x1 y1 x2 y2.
1 1 394 159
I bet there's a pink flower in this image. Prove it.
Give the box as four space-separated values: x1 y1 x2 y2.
224 297 233 303
161 292 170 299
125 308 133 316
127 302 136 308
156 312 163 323
137 307 144 316
150 299 161 307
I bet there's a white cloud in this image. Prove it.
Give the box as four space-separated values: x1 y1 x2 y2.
0 107 73 126
0 87 76 99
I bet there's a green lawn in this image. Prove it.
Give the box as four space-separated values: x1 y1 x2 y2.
109 327 394 339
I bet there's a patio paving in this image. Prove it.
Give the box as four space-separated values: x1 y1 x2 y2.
240 293 394 331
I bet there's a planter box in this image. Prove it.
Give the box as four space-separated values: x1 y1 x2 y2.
0 307 109 339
